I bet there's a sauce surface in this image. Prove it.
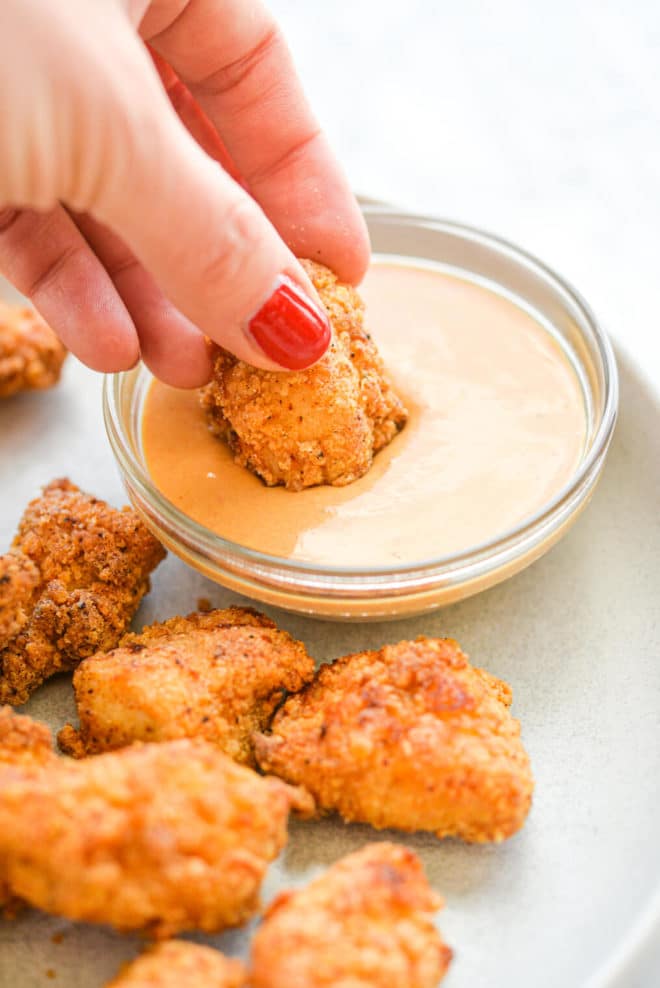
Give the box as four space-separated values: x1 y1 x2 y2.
142 261 586 567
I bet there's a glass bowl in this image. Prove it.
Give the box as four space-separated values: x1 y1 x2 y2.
103 206 618 620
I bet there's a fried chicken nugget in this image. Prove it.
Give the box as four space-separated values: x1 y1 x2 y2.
106 941 247 988
0 479 165 705
0 552 40 649
0 706 56 914
250 842 452 988
201 260 408 490
58 607 315 765
0 301 67 398
0 705 55 770
0 710 311 937
255 637 534 843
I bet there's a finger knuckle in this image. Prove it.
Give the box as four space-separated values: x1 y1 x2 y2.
196 25 281 100
28 243 86 300
198 196 265 288
0 208 21 237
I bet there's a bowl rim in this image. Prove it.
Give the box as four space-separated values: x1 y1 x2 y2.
103 207 619 592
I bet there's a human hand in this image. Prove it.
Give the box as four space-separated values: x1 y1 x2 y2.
0 0 370 385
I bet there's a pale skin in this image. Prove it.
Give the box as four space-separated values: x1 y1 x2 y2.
0 0 370 385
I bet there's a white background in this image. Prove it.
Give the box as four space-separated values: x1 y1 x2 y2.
272 0 660 388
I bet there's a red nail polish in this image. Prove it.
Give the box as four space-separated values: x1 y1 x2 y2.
247 276 331 370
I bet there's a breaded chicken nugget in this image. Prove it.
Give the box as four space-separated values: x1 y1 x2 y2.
0 479 165 704
250 842 452 988
106 941 247 988
0 552 40 649
0 301 67 398
0 706 55 914
201 260 407 490
0 705 55 769
58 607 315 764
255 637 533 843
0 711 311 937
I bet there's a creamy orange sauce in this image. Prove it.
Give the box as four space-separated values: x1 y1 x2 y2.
142 261 586 567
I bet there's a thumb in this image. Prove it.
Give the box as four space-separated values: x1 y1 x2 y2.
91 38 331 371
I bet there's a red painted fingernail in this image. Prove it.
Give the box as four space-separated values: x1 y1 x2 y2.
246 276 331 370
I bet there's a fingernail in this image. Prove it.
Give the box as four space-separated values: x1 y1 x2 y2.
246 276 331 370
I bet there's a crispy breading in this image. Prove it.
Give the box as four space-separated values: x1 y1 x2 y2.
0 710 311 937
250 842 452 988
58 607 315 764
0 706 56 915
201 260 408 490
0 301 67 398
0 552 40 649
0 479 165 705
255 637 534 843
0 705 55 769
106 941 247 988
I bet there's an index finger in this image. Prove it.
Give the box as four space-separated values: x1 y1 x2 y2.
140 0 370 284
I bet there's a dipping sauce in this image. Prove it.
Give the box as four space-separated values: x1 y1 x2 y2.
142 260 586 568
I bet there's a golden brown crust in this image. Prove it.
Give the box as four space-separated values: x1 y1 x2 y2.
0 710 309 937
249 842 452 988
0 479 166 705
255 637 534 843
0 301 67 398
0 706 56 915
0 705 55 768
201 260 407 490
120 606 276 642
58 607 315 765
106 941 247 988
0 552 40 649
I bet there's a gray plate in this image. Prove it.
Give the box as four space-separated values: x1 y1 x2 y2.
1 284 659 987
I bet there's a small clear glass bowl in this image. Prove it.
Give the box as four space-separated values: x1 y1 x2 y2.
103 206 618 621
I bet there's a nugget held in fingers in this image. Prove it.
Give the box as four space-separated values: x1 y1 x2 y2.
106 941 247 988
59 607 315 764
0 302 67 398
0 710 310 936
201 260 408 490
0 479 165 705
250 842 452 988
255 637 534 843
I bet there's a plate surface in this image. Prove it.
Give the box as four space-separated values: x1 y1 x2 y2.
0 277 659 986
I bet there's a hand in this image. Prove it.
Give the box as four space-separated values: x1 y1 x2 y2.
0 0 370 385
